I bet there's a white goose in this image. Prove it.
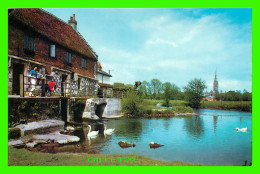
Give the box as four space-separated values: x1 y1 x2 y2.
88 125 99 137
104 124 115 135
235 127 248 132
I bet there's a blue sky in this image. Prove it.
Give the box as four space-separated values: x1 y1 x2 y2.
44 8 252 92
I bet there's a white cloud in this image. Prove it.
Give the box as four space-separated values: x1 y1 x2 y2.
96 10 251 91
146 38 178 47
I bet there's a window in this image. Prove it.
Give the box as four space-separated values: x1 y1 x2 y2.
82 57 87 68
66 52 72 64
24 34 34 51
50 45 56 58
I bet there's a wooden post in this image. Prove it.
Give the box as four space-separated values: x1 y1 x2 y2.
41 79 45 97
19 74 24 97
61 97 69 124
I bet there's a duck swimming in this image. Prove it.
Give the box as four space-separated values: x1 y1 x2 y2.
149 142 164 148
118 141 135 148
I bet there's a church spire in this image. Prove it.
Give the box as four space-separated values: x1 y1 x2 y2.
213 69 219 96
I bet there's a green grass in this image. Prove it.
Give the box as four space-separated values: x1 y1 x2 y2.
144 99 252 112
143 99 187 109
144 99 192 112
200 101 252 112
8 147 202 166
137 99 194 117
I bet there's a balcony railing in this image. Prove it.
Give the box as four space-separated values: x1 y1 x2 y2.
20 75 98 98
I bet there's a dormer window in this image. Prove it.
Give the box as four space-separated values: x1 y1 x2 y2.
50 45 56 58
66 52 72 65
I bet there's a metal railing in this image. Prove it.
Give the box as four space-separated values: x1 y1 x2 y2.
102 89 125 98
21 75 97 98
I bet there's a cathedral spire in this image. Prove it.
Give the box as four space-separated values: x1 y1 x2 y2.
213 69 219 96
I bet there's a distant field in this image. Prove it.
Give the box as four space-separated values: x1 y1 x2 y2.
144 99 187 107
201 100 252 112
144 99 252 112
143 99 192 114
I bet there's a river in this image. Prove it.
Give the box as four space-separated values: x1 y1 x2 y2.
62 109 252 166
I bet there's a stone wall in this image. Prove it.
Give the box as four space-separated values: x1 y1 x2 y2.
8 98 61 127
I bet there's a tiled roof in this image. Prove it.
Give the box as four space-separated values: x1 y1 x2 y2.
9 8 98 60
97 70 112 77
99 83 113 88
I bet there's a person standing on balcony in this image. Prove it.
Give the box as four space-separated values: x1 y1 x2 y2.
36 69 44 86
29 66 38 96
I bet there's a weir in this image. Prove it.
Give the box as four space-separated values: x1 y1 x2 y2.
82 98 122 120
8 96 122 127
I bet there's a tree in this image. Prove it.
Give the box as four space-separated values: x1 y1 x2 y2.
113 82 125 88
169 83 180 100
138 80 149 97
184 78 207 108
161 82 181 106
242 92 252 101
150 78 162 99
121 90 144 117
162 82 171 107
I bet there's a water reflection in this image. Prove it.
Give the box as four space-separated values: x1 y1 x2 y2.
162 118 170 131
183 116 204 138
35 109 252 165
114 119 144 140
213 115 218 134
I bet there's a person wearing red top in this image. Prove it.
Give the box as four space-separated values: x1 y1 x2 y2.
48 82 55 92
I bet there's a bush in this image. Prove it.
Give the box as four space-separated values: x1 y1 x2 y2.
121 90 144 117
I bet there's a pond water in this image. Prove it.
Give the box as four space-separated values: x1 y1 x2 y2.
64 109 252 166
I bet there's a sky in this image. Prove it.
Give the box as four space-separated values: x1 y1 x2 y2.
44 8 252 92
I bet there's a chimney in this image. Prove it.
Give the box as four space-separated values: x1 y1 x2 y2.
97 62 102 71
68 14 77 30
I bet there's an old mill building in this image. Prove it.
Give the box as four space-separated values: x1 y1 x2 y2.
8 8 101 97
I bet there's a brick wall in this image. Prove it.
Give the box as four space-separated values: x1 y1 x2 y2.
8 22 96 78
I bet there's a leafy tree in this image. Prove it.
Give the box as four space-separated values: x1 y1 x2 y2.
121 90 144 117
138 80 149 96
184 78 207 108
215 90 251 101
113 82 125 88
169 83 180 100
176 91 185 100
242 92 252 101
113 82 133 91
162 82 171 107
150 78 162 98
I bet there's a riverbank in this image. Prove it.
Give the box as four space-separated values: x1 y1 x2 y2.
200 101 252 112
143 99 252 113
8 147 202 166
123 99 196 118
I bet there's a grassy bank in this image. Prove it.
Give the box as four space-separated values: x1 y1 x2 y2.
131 99 194 118
143 99 252 112
8 147 201 166
200 101 252 112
